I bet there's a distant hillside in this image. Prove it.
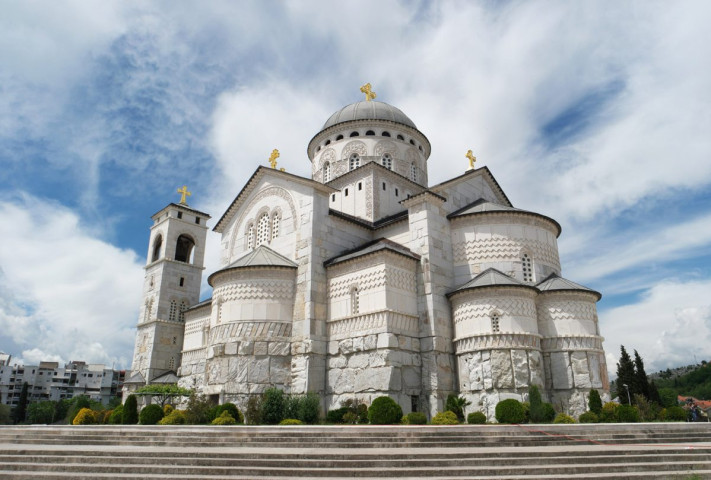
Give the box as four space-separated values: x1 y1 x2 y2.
652 361 711 400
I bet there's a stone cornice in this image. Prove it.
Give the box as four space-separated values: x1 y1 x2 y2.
454 332 542 353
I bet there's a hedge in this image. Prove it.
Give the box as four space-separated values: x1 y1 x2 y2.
367 396 403 425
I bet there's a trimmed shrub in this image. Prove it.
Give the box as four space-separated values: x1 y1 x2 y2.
616 404 640 423
163 404 174 415
185 391 212 424
67 396 91 424
279 418 304 425
72 408 96 425
540 403 556 423
159 410 187 425
211 411 236 425
588 389 602 415
99 409 112 424
139 404 164 425
495 399 526 424
209 403 243 424
528 385 545 423
122 395 138 425
553 413 576 424
402 412 427 425
467 412 487 424
298 393 321 424
245 395 262 425
326 407 349 424
262 388 285 425
431 411 459 425
368 396 403 425
600 402 619 423
578 411 599 423
521 402 530 423
108 405 123 424
665 406 687 422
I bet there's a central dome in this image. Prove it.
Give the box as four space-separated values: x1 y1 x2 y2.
322 101 417 130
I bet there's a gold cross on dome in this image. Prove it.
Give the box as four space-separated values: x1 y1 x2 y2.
177 185 191 205
268 149 280 169
360 83 376 101
466 150 477 170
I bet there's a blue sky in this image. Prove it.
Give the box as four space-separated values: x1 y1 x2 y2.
1 1 710 375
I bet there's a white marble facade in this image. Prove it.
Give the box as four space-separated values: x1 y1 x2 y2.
126 97 609 419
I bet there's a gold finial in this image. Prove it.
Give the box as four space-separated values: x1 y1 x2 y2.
268 149 280 169
177 185 191 205
466 150 477 170
360 83 376 101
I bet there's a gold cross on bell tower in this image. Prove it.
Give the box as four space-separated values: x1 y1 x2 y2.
360 83 376 101
177 185 191 205
466 150 477 170
268 149 280 169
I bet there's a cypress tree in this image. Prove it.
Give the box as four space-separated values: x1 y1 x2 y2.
588 388 602 415
616 346 635 405
528 385 544 422
122 395 138 424
12 382 29 424
633 350 650 400
648 380 662 405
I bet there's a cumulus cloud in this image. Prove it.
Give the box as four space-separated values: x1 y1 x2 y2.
600 278 711 375
0 195 144 368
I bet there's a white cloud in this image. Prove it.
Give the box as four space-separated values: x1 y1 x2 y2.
600 278 711 376
0 195 144 368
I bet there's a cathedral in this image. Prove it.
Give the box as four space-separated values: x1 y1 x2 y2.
125 86 609 419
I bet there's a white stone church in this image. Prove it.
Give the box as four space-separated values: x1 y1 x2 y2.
126 89 609 419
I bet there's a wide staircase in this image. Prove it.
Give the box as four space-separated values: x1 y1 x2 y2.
0 423 710 479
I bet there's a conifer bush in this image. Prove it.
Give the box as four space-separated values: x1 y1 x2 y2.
298 393 321 424
216 403 243 424
163 404 174 415
431 411 459 425
279 418 303 425
402 412 427 425
467 412 487 424
158 409 187 425
326 407 349 424
495 399 526 424
261 388 285 425
616 404 640 423
588 389 603 415
665 406 686 421
108 405 123 424
528 385 545 423
600 402 619 423
578 411 599 423
139 404 164 425
367 396 403 425
122 395 139 425
72 408 96 425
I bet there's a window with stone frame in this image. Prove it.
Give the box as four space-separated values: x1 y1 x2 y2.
521 253 534 282
247 223 255 250
178 301 188 322
349 153 361 171
491 312 501 333
271 212 280 240
381 153 393 170
256 213 269 246
351 286 360 315
323 161 331 182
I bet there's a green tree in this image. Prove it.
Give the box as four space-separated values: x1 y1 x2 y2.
648 380 662 405
0 404 11 424
616 346 635 405
27 401 56 424
184 391 212 424
12 382 29 423
66 396 91 424
122 395 138 424
528 385 545 423
135 384 191 407
632 350 650 400
588 389 602 415
261 388 285 425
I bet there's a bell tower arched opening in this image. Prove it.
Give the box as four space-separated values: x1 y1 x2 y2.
175 234 196 263
151 235 162 262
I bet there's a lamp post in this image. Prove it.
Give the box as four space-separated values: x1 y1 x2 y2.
622 383 631 405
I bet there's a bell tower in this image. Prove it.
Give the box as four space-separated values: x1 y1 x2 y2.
125 187 210 392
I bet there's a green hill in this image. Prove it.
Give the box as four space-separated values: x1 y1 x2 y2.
653 361 711 401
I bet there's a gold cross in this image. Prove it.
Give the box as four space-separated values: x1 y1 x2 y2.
466 150 477 169
268 149 280 169
360 83 376 101
177 185 191 205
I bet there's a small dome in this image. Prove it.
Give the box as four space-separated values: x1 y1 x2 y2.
322 101 417 130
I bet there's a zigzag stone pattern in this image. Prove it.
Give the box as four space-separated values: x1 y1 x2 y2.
453 296 537 323
328 310 419 339
208 321 293 343
453 237 561 271
214 279 295 302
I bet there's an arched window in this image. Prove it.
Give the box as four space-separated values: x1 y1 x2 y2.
247 223 254 250
151 235 162 262
323 162 331 182
382 131 391 137
365 130 375 136
409 139 415 145
491 313 501 333
349 153 360 171
256 213 269 246
351 286 360 315
271 212 280 240
178 301 188 322
336 134 344 140
325 140 331 146
410 162 417 182
397 134 405 141
350 131 359 137
522 253 534 282
174 235 195 263
169 300 177 322
381 153 392 170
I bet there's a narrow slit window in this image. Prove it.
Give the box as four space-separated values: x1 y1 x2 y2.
179 277 185 287
491 313 500 333
351 287 359 315
522 254 533 282
271 212 280 240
